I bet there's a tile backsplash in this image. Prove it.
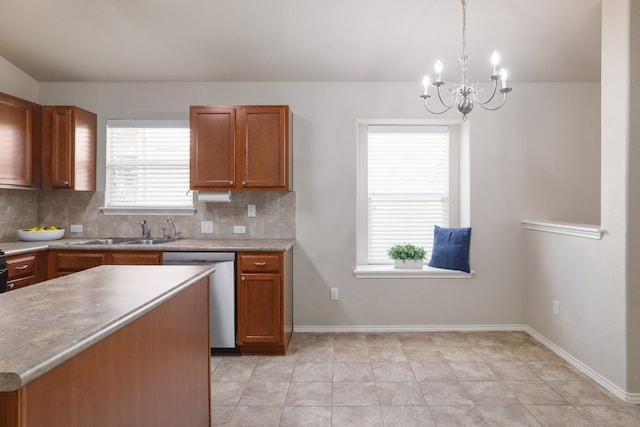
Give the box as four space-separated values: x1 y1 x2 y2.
0 189 295 241
0 189 39 241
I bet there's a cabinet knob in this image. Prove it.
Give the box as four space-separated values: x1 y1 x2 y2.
254 261 266 266
8 283 14 290
229 180 234 185
242 181 247 186
64 180 70 186
241 276 246 281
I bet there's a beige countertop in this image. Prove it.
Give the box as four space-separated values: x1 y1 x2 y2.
0 265 214 392
0 238 295 256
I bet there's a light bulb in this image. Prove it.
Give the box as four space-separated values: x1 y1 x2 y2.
491 51 500 75
434 60 443 82
422 75 431 95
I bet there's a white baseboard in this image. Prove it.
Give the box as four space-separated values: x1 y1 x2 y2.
294 324 526 333
292 323 639 404
524 326 640 404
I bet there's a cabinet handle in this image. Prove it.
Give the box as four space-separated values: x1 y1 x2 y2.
8 283 14 290
15 264 29 270
254 261 266 266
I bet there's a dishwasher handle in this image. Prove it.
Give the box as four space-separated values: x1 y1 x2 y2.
164 259 214 265
162 252 236 264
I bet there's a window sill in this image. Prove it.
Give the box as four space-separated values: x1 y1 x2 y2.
354 265 473 279
100 207 196 216
521 219 604 240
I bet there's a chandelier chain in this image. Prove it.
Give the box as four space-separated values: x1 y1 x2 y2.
461 0 468 60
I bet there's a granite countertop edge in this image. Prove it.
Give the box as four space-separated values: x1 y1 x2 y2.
0 238 296 256
0 265 215 392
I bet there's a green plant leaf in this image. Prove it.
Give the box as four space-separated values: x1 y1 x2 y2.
387 243 427 260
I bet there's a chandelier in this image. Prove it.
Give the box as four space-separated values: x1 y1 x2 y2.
419 0 512 120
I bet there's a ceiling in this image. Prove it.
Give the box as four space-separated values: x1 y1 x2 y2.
0 0 602 83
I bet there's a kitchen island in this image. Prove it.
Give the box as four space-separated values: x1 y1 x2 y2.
0 265 213 427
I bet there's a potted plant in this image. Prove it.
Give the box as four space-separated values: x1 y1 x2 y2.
387 243 427 269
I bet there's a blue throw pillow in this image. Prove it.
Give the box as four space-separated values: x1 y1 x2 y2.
428 226 472 273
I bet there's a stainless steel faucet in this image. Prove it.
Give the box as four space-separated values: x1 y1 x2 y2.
140 219 150 238
166 217 181 239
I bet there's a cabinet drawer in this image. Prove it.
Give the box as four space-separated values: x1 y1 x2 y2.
7 275 36 291
7 254 37 279
239 254 281 273
55 252 106 274
111 252 162 265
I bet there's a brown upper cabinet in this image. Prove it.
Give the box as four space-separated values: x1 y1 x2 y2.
42 106 97 191
190 105 292 191
0 92 41 189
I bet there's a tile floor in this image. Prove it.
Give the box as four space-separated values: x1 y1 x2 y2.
210 331 640 426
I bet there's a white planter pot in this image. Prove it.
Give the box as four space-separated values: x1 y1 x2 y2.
393 259 424 269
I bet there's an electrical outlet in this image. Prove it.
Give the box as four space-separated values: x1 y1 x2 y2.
331 288 339 300
201 221 213 233
553 300 560 316
70 224 83 233
233 225 246 234
247 204 256 218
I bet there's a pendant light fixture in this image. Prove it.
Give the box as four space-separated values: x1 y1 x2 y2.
419 0 512 120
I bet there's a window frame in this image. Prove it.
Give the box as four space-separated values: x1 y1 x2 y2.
102 119 195 216
355 118 471 278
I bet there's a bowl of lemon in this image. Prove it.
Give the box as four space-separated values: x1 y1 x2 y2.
18 226 65 241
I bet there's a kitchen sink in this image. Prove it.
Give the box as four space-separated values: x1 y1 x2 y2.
120 238 175 245
68 237 137 245
67 237 175 246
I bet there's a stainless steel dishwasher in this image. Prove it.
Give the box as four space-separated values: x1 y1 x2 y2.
163 251 238 353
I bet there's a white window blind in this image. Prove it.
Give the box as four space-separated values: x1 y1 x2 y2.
106 120 192 209
367 125 449 264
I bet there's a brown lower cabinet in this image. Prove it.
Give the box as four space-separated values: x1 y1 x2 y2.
48 250 162 278
6 251 47 291
237 248 293 355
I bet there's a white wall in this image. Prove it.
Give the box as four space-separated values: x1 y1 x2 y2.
0 56 38 102
626 0 640 394
524 0 637 398
36 80 600 330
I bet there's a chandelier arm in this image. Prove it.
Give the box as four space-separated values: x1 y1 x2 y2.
474 77 500 106
478 92 509 111
435 84 458 110
421 96 453 115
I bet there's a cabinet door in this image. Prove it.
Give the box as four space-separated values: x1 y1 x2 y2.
42 106 96 191
237 273 282 344
46 107 74 189
237 106 291 190
110 252 162 265
0 93 40 188
190 106 236 189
